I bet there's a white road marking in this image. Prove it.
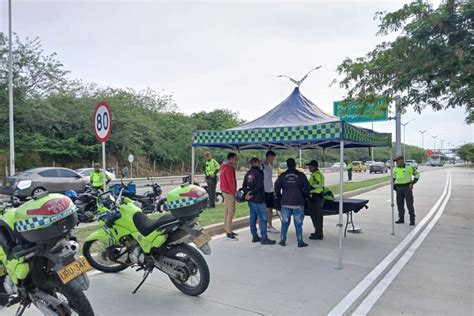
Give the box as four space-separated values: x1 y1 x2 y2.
328 171 451 316
353 172 452 315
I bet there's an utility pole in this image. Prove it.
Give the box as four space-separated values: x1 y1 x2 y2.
431 135 438 153
401 119 415 159
8 0 15 176
394 96 402 157
371 122 374 161
440 139 445 153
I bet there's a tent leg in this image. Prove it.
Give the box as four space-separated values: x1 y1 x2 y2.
299 149 302 168
191 147 195 183
390 150 395 235
337 140 344 270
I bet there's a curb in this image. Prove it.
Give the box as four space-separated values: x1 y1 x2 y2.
204 180 391 236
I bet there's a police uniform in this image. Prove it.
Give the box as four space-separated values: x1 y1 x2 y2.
393 158 420 225
307 163 325 239
347 162 353 181
90 170 111 189
205 158 220 208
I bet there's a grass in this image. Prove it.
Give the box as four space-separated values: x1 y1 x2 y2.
73 176 390 246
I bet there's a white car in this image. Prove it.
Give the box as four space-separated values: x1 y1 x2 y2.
364 160 375 167
405 159 418 169
76 168 116 180
330 162 347 171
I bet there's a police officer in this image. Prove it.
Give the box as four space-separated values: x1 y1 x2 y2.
393 156 420 225
307 160 325 240
346 160 353 181
204 152 220 208
90 163 111 190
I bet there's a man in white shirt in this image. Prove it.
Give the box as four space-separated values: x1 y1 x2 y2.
261 150 279 234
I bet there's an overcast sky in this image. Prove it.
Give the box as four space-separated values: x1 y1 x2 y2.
1 0 472 149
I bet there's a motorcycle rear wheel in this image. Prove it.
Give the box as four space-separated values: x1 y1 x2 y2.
166 244 210 296
83 240 128 273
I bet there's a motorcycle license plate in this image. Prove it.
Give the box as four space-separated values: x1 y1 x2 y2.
193 231 212 248
57 257 91 284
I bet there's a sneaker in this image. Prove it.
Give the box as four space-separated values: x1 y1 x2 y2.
231 232 239 236
395 219 405 224
260 238 276 245
252 235 262 243
267 227 279 234
226 233 238 241
279 240 286 247
309 234 323 240
298 241 308 248
409 221 415 226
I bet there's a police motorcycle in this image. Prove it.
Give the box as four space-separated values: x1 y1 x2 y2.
181 176 224 206
82 170 211 296
0 180 94 315
66 185 100 223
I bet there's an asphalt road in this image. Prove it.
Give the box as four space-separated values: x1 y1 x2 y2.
3 166 471 316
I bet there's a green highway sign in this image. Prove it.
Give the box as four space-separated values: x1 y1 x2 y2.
333 98 388 123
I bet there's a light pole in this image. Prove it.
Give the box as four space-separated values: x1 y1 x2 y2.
440 139 445 153
401 119 415 159
414 128 430 149
431 135 438 152
8 0 15 176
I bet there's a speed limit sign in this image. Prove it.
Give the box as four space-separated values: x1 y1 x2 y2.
93 101 112 142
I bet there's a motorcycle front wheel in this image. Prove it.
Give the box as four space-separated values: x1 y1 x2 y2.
83 240 128 273
40 277 94 316
166 244 210 296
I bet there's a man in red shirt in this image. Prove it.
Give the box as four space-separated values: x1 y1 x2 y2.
220 152 239 240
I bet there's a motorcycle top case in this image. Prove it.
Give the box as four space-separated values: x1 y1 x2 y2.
166 184 208 219
14 193 78 243
110 183 136 195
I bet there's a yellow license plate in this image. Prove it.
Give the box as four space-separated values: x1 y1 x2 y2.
193 231 212 248
57 257 91 284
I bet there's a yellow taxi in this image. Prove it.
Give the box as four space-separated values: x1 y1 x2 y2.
352 161 367 172
277 162 305 175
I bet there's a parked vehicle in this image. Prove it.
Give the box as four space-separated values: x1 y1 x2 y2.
330 162 347 171
110 179 167 213
405 159 418 169
369 162 388 173
277 162 305 175
429 154 446 166
0 180 94 315
76 168 116 180
68 186 101 223
364 160 375 167
352 161 367 172
82 180 211 297
385 160 393 169
2 168 89 199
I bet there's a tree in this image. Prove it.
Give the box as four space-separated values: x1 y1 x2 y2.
336 0 473 123
457 143 474 162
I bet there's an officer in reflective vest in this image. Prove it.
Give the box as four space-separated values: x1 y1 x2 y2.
204 152 220 208
306 160 325 240
393 156 420 225
347 161 353 181
90 163 111 190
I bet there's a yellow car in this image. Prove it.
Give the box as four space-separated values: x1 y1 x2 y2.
277 162 305 175
352 161 367 172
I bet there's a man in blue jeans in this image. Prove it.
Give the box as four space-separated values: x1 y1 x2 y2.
242 157 276 245
274 158 310 248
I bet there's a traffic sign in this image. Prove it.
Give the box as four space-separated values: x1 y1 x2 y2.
333 97 388 123
128 154 134 163
93 101 112 142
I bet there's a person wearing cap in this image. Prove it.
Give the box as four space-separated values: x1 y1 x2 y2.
204 152 220 208
274 158 310 248
90 163 111 190
306 160 325 240
242 157 276 245
393 156 420 225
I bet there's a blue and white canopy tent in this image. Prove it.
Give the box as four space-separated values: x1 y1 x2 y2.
191 87 395 268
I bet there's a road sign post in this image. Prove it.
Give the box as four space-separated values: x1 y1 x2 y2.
93 101 112 190
128 154 134 178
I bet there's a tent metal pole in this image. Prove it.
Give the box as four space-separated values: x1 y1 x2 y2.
337 140 344 269
299 149 302 168
191 147 195 183
390 149 395 235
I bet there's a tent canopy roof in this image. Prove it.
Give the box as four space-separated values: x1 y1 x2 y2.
193 87 391 150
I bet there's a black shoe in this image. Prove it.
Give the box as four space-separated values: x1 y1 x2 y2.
409 221 415 226
309 234 323 240
395 219 405 224
231 232 239 236
298 242 308 248
252 236 262 243
279 240 286 247
261 238 276 245
226 233 238 241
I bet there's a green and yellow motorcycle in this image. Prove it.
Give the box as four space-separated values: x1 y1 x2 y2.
0 180 94 315
82 181 212 296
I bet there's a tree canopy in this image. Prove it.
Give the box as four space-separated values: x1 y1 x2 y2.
336 0 473 123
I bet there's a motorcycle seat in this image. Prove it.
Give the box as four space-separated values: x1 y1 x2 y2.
133 212 178 236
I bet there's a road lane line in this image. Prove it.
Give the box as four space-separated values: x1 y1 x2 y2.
328 171 450 316
352 172 452 315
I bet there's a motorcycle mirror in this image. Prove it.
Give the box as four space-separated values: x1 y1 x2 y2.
17 180 32 191
121 166 129 178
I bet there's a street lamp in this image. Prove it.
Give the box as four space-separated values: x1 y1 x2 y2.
401 119 415 159
439 139 445 152
414 128 430 149
431 135 438 152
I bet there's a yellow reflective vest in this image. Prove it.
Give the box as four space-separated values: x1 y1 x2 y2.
309 170 325 194
205 159 220 177
90 170 111 188
393 164 420 185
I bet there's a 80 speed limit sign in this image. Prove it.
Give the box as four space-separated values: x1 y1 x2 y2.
93 101 112 142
